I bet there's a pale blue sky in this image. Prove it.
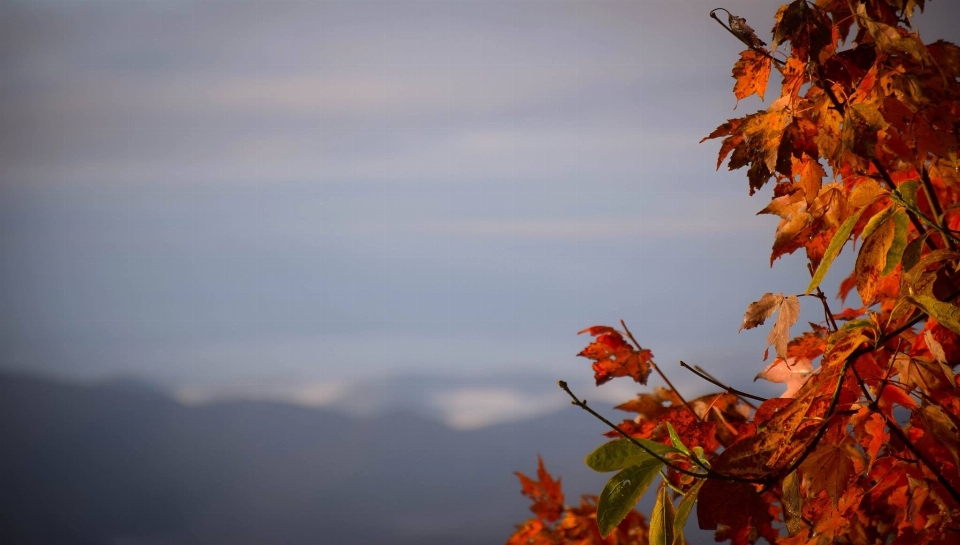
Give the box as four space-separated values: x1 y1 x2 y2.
2 1 958 418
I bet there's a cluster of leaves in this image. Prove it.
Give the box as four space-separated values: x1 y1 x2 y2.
509 1 960 544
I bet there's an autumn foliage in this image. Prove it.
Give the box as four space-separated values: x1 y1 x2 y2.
509 1 960 544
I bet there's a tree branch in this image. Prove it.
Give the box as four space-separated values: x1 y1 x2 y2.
679 361 766 404
620 319 698 419
557 380 767 484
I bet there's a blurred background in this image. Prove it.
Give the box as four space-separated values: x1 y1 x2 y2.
2 1 957 544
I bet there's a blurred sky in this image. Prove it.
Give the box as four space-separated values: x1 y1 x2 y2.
2 0 958 423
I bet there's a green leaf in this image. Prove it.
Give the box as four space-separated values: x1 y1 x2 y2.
666 423 690 455
892 180 920 209
692 446 709 466
782 471 803 535
807 205 870 294
908 295 960 336
673 479 704 542
901 232 930 272
597 459 663 538
860 204 895 242
585 438 676 473
838 318 873 332
650 483 677 545
883 209 910 276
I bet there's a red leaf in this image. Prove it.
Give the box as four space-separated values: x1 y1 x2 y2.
578 327 653 386
697 480 771 535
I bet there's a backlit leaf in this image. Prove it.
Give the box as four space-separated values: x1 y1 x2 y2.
578 326 654 385
673 479 703 542
585 438 676 473
597 458 662 538
807 205 871 294
856 210 897 305
767 295 801 361
908 295 960 336
732 49 772 101
516 456 565 523
649 484 676 545
882 209 910 276
755 357 813 398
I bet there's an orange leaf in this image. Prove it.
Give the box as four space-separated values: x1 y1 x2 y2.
732 49 772 102
855 211 897 305
799 435 864 505
515 456 565 524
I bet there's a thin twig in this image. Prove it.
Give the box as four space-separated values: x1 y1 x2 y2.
921 166 957 250
557 380 766 484
807 263 839 332
709 8 785 67
679 361 766 404
782 285 960 479
873 337 903 407
620 319 697 419
848 356 960 505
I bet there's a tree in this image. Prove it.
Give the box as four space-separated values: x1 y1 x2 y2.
508 1 960 544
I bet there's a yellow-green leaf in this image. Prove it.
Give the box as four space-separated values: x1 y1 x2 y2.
650 483 677 545
892 180 920 209
585 438 676 473
673 479 704 541
908 295 960 336
597 459 663 538
901 232 930 272
666 423 690 456
859 204 895 242
782 471 803 535
882 209 910 276
807 206 870 294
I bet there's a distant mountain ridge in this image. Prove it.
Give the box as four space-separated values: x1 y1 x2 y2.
0 372 619 545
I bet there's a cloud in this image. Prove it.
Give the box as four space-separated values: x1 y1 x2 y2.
175 380 347 408
429 387 566 430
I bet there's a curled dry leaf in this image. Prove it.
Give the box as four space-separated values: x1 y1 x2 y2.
741 293 801 360
727 13 767 49
767 295 801 361
755 357 814 398
740 292 784 331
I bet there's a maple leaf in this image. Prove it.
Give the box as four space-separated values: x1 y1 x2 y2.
758 189 814 264
578 326 653 386
512 2 960 542
755 357 813 398
799 433 865 505
732 50 772 102
516 456 565 524
696 480 771 537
